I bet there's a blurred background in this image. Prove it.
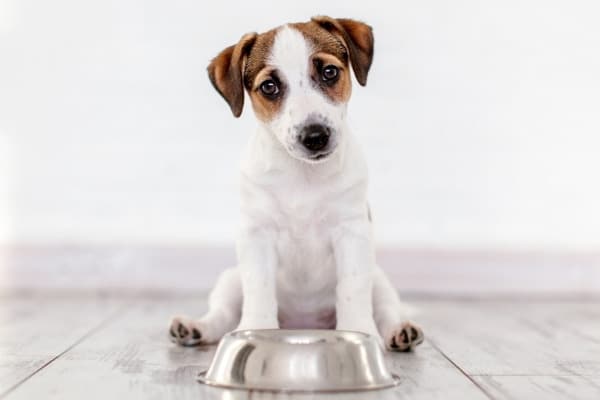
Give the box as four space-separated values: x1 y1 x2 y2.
1 0 599 294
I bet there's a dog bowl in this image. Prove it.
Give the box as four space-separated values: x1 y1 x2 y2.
197 329 399 392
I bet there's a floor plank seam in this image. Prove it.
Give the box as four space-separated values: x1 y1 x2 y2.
0 302 134 399
427 338 497 400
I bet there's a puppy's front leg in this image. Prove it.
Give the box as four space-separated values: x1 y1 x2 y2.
333 220 379 339
236 228 279 330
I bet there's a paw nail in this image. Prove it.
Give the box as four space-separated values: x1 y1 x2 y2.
178 324 189 337
400 330 408 343
410 327 418 341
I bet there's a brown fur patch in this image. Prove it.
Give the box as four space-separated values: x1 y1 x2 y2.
311 51 352 103
291 21 349 64
242 29 276 90
311 16 374 86
242 29 283 122
292 21 352 104
247 72 284 122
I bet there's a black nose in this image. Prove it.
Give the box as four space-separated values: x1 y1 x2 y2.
301 124 330 152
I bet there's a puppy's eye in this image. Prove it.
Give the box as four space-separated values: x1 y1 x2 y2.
322 65 339 81
260 79 280 97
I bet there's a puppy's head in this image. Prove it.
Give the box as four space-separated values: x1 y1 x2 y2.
208 17 374 163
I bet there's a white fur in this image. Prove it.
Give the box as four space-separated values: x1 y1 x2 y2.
170 25 423 351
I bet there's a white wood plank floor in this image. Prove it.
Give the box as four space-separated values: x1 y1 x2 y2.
0 295 598 400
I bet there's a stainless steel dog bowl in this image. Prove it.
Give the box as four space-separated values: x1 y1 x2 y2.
197 329 399 392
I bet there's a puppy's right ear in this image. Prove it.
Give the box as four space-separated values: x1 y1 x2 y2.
207 33 257 118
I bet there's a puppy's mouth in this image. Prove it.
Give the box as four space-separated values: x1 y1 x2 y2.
285 146 336 164
310 151 333 161
299 148 337 164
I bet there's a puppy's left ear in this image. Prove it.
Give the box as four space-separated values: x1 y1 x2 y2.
207 32 257 117
311 16 374 86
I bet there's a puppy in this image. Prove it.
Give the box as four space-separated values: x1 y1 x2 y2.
170 16 423 351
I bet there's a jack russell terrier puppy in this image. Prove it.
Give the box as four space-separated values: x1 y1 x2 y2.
169 16 424 351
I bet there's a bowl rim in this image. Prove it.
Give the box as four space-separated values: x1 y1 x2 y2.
197 371 401 393
228 328 373 344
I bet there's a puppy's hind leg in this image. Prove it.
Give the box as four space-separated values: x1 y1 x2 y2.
169 267 242 346
372 266 424 352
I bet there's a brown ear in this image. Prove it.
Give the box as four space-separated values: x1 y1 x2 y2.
311 16 374 86
207 33 257 117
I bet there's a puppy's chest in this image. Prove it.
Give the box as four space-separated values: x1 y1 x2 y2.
273 207 337 323
271 179 338 237
272 198 337 285
275 212 334 265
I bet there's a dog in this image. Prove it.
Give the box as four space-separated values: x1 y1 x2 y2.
169 16 424 351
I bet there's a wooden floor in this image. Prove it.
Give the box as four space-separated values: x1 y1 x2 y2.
0 294 599 400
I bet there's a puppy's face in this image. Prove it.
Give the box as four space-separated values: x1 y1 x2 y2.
208 17 374 164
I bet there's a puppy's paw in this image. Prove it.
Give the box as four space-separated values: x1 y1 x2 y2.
169 316 205 347
386 321 424 352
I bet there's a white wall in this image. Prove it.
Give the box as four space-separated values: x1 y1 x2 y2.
1 0 599 250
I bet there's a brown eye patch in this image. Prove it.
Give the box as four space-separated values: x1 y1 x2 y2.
239 29 288 122
242 29 276 89
311 52 351 103
248 66 287 121
253 68 284 98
